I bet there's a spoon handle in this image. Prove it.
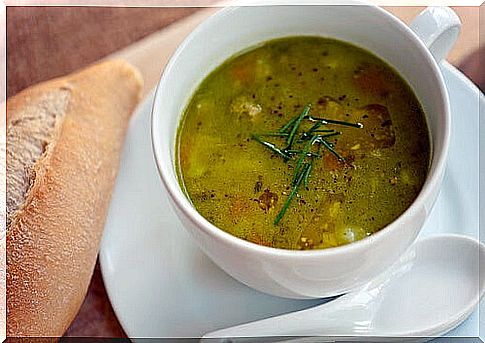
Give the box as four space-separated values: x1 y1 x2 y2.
201 294 377 342
202 235 485 342
201 246 415 342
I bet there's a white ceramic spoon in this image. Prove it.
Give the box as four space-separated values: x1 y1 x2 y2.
202 234 485 342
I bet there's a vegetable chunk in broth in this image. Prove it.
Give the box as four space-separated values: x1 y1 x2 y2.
176 36 431 250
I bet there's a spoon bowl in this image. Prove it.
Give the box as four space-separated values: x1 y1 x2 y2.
372 235 483 337
202 234 485 341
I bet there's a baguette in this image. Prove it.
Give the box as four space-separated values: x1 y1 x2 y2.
6 59 143 337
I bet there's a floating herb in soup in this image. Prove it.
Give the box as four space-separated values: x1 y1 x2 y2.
176 36 431 250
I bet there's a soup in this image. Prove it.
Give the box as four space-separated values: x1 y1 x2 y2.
176 36 431 250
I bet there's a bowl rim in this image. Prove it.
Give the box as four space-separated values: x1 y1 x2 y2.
151 3 451 259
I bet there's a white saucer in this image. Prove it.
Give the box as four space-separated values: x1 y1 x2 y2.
99 62 483 338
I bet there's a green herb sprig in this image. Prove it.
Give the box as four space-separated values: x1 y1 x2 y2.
252 104 362 225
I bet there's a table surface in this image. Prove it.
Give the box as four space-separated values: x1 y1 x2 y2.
6 5 484 338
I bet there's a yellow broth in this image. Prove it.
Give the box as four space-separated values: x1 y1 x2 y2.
176 37 431 250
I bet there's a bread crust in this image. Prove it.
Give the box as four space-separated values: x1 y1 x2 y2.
6 60 142 337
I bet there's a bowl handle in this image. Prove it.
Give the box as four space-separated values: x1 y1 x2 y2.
409 6 461 62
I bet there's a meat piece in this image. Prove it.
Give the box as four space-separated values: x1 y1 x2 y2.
339 104 395 154
258 189 278 212
353 64 392 97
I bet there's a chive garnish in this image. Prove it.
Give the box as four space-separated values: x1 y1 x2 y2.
251 134 291 160
309 122 323 131
252 103 362 224
286 104 311 148
320 138 344 161
299 122 327 141
286 150 320 158
318 132 342 139
292 135 318 184
279 116 299 133
313 129 338 133
307 115 363 128
298 131 341 143
260 132 290 137
274 163 310 225
303 162 313 188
